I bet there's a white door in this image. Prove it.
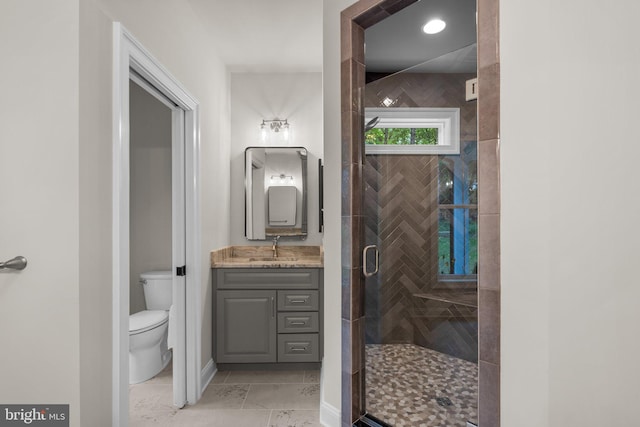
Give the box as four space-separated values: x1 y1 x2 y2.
171 107 187 408
0 33 81 413
129 73 188 409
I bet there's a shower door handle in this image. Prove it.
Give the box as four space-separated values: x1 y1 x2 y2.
362 245 379 278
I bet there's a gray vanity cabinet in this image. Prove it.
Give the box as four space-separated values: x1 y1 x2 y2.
215 290 277 363
213 268 323 366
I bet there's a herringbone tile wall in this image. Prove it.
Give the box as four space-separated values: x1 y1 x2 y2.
363 72 478 361
365 73 477 141
364 154 439 343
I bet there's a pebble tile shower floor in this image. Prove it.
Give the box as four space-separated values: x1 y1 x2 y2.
365 344 478 427
129 365 321 427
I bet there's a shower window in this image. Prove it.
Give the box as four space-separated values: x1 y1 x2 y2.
438 209 477 275
438 141 478 277
364 107 460 155
366 127 439 145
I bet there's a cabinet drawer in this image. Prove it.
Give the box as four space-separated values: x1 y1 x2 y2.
278 312 319 333
216 269 318 290
277 290 318 311
277 333 319 362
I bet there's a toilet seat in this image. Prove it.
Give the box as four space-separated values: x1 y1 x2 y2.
129 310 168 335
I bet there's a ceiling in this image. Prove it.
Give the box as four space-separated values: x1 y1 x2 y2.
365 0 477 73
188 0 323 72
187 0 476 74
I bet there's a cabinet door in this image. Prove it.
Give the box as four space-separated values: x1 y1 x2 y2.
216 290 276 363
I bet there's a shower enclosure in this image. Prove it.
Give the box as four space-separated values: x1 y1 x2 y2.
362 139 478 426
361 80 478 427
357 1 479 425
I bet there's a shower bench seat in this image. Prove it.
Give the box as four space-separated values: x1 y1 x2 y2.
411 290 478 363
413 290 477 308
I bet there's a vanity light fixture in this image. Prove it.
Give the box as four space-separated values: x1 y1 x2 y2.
270 174 294 185
260 118 290 143
422 18 446 34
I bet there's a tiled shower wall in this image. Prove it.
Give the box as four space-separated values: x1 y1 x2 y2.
365 73 477 139
364 152 479 363
341 0 500 426
363 73 478 361
363 154 440 344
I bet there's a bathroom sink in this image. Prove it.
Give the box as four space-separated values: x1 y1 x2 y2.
248 256 298 262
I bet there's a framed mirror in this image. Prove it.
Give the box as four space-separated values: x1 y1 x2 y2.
245 147 308 240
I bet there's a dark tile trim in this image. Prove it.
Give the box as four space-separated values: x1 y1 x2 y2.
477 0 501 420
479 361 500 426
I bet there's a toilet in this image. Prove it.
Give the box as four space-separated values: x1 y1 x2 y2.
129 270 172 384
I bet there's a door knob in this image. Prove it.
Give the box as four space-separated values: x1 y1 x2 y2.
0 256 27 271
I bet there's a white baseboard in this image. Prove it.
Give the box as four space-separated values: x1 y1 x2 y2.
319 360 340 427
200 358 215 396
320 400 340 427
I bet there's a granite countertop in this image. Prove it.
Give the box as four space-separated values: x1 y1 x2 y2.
210 245 323 268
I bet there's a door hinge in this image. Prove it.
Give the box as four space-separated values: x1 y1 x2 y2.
176 265 186 276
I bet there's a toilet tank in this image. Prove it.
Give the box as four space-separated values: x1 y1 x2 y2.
141 270 172 310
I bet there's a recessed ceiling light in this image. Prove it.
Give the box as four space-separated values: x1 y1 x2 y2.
423 19 446 34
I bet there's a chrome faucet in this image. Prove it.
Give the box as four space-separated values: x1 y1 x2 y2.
272 235 281 258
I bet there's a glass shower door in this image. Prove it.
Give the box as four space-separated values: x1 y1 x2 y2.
360 4 479 422
356 1 480 424
362 138 479 427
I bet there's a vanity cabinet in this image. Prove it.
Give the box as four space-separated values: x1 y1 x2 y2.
215 290 277 363
213 268 323 365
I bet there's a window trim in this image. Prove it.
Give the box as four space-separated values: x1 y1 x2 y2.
364 107 460 155
438 205 478 277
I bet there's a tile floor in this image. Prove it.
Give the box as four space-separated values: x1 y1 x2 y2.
365 343 478 427
131 345 476 427
129 365 322 427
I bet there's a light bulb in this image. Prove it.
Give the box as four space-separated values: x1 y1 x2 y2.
260 124 267 143
423 19 446 34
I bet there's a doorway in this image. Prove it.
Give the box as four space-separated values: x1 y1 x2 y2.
340 0 501 426
113 23 203 426
128 75 182 417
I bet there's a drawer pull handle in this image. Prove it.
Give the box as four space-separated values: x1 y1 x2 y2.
290 346 308 352
289 321 307 326
290 299 307 304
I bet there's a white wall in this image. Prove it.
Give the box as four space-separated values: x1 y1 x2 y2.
0 1 81 424
129 82 173 314
501 0 640 425
79 1 115 423
230 72 323 246
77 0 231 425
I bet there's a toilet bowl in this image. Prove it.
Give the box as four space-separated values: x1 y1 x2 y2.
129 270 172 384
